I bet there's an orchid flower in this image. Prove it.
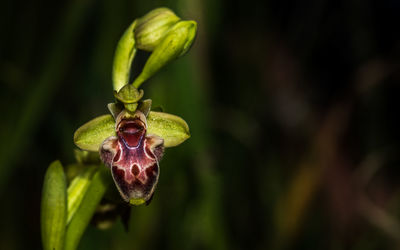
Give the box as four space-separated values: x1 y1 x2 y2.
41 7 197 250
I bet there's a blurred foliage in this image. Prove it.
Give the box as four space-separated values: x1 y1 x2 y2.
1 0 400 249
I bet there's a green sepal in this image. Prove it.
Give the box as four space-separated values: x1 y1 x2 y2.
74 115 115 152
41 160 67 250
135 7 180 51
147 111 190 147
132 20 198 88
66 165 98 224
112 20 137 92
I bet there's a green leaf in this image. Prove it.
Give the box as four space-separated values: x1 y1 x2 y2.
41 160 67 250
147 111 190 147
66 165 98 224
64 167 112 250
112 20 137 92
132 20 197 88
74 115 115 152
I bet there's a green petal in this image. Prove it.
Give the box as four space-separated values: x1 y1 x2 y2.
74 115 115 152
147 111 190 147
41 160 67 250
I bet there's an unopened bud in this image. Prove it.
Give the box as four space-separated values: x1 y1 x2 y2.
132 20 197 88
135 7 180 51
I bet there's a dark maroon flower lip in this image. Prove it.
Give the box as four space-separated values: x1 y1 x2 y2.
99 110 165 205
117 119 145 132
117 118 146 148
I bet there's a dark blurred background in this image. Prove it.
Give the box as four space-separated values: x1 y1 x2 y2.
1 0 400 249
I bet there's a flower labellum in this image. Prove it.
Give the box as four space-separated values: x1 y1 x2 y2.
99 110 164 205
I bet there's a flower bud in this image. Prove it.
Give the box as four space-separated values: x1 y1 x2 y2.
135 7 180 51
132 20 197 88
